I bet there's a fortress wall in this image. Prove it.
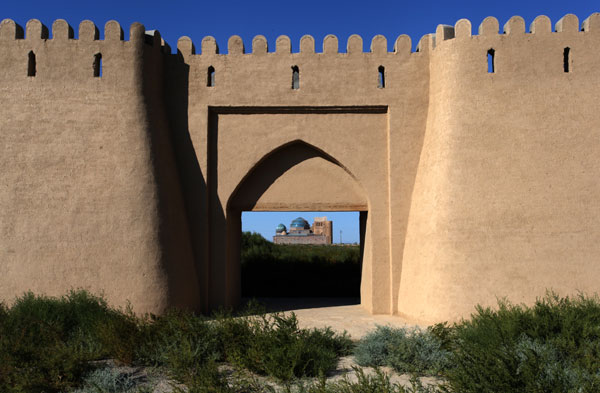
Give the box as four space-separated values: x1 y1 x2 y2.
166 35 432 313
7 13 598 320
400 14 600 323
0 19 196 313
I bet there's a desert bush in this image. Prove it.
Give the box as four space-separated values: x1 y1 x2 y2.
0 290 139 392
135 309 221 384
217 311 353 381
444 293 600 392
71 367 145 393
353 326 394 367
5 287 600 392
354 326 450 375
172 361 233 393
0 290 356 391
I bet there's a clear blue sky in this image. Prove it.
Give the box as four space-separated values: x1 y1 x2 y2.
3 1 596 52
4 1 597 243
242 212 359 244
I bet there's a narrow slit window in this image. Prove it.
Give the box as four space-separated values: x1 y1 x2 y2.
487 49 495 73
27 51 36 77
93 53 102 77
563 47 570 73
207 66 215 87
378 65 385 88
291 66 299 90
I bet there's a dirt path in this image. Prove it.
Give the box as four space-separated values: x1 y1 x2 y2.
249 297 423 339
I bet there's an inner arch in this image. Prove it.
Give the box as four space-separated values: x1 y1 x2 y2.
227 140 368 211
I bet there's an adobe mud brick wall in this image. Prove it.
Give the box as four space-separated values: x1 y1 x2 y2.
1 13 599 323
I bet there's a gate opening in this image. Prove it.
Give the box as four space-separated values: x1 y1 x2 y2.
240 211 365 310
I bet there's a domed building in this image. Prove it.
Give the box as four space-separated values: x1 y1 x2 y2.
275 223 287 235
273 216 332 245
290 217 310 232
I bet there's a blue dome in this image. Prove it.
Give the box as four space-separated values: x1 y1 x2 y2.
290 217 310 229
276 223 287 233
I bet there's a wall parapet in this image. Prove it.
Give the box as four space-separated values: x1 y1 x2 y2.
3 13 598 59
176 32 429 59
0 19 163 84
427 13 600 77
172 13 599 59
433 13 600 47
0 18 149 43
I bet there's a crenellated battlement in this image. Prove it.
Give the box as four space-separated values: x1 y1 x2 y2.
2 13 594 54
0 18 141 43
0 18 165 86
3 12 596 87
175 32 419 57
166 12 600 59
422 13 600 79
433 13 600 46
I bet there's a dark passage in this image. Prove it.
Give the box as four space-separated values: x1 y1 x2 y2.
241 231 361 297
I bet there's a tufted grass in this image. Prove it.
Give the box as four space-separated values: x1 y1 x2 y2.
0 290 352 392
352 293 600 392
216 310 352 381
0 290 139 392
3 289 600 392
442 292 600 392
354 325 451 375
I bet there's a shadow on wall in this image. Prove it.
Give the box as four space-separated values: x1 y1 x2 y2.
142 41 204 311
162 52 210 312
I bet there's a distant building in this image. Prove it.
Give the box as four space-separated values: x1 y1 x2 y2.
312 216 333 244
273 217 333 245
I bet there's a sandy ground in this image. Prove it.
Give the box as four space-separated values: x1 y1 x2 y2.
246 297 423 338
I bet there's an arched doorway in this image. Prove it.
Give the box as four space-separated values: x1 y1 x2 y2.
225 140 370 309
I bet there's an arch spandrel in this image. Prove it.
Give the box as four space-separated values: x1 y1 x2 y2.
213 110 388 213
227 140 368 212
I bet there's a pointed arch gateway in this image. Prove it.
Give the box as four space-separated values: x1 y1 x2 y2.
223 139 370 307
228 140 368 212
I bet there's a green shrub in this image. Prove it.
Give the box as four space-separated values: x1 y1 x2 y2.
135 309 222 385
0 290 357 391
71 367 143 393
217 311 352 381
0 290 139 392
354 326 395 367
354 326 450 375
136 309 220 366
172 361 233 393
444 293 600 392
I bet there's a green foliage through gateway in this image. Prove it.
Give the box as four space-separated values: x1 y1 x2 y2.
241 231 361 297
